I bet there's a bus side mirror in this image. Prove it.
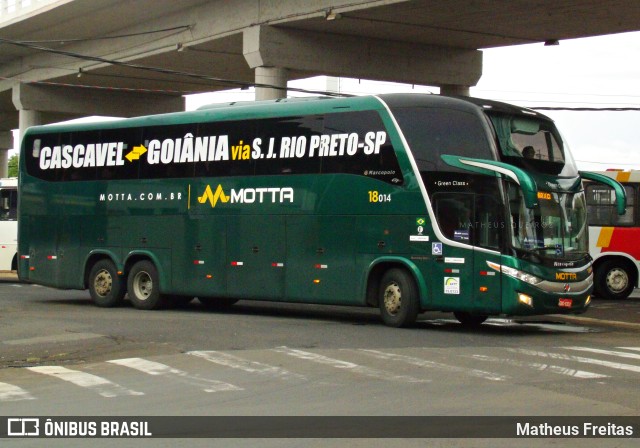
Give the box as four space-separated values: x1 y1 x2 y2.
440 154 539 209
579 171 627 215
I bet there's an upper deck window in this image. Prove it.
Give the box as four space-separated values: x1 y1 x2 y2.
390 106 494 172
487 112 578 177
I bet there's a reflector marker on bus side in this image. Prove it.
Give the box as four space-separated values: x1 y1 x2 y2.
47 255 57 260
271 262 284 268
231 261 244 266
315 264 328 269
193 260 205 265
20 255 30 259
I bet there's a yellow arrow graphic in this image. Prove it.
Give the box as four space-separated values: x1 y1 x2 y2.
125 145 148 162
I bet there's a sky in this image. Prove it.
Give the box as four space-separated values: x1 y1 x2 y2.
186 30 640 172
12 30 640 172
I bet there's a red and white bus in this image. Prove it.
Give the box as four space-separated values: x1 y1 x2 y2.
0 178 18 272
586 170 639 299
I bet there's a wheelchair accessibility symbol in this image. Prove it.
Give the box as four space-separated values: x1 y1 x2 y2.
432 242 443 255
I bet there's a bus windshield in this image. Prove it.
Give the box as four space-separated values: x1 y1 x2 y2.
488 112 579 177
508 182 588 260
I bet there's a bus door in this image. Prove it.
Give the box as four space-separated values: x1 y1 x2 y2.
226 215 286 300
430 192 503 314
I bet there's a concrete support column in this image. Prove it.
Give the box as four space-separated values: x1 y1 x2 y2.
18 109 43 142
0 132 12 178
254 66 288 101
440 84 470 97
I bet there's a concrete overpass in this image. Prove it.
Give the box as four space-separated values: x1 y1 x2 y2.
1 0 640 176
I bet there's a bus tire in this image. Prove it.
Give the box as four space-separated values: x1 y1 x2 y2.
378 268 419 328
88 259 126 307
454 312 488 326
127 260 166 310
595 259 635 300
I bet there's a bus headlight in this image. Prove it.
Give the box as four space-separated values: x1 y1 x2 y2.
518 293 534 307
487 261 543 285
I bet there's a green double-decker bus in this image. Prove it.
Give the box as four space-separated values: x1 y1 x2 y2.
18 94 625 327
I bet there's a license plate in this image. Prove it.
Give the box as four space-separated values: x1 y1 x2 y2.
558 298 572 308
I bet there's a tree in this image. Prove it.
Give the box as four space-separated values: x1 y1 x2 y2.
8 154 18 178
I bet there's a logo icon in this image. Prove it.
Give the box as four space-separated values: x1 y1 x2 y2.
7 418 40 436
198 185 230 208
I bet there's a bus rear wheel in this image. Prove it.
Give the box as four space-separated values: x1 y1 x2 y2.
378 268 419 328
88 259 126 307
127 260 166 310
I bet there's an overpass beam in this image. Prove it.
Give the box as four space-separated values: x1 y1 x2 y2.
243 25 482 95
12 83 184 122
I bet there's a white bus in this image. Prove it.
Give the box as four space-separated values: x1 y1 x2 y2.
0 178 18 271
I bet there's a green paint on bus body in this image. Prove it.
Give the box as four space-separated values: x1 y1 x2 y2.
18 94 598 326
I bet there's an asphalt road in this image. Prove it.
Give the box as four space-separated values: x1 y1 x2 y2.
1 274 639 447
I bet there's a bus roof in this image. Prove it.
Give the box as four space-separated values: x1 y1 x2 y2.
21 93 554 137
588 170 640 183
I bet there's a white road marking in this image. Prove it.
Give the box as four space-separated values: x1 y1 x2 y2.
107 357 242 393
563 347 640 361
26 366 144 398
273 347 427 383
355 349 506 381
187 350 306 381
0 382 35 401
469 354 608 379
508 348 640 374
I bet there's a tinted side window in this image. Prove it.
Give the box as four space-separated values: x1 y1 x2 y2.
0 189 17 221
391 106 493 172
586 183 636 226
23 110 403 185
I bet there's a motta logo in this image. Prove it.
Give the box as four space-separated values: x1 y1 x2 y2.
198 185 230 208
197 184 294 208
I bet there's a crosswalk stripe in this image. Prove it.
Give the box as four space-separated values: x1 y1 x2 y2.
508 348 640 374
26 366 144 398
0 382 35 401
618 347 640 352
273 347 427 383
468 354 608 379
187 350 306 381
564 346 640 360
356 349 506 381
107 358 243 393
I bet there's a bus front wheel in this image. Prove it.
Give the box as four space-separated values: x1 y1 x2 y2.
88 259 126 307
378 268 419 328
127 260 166 310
